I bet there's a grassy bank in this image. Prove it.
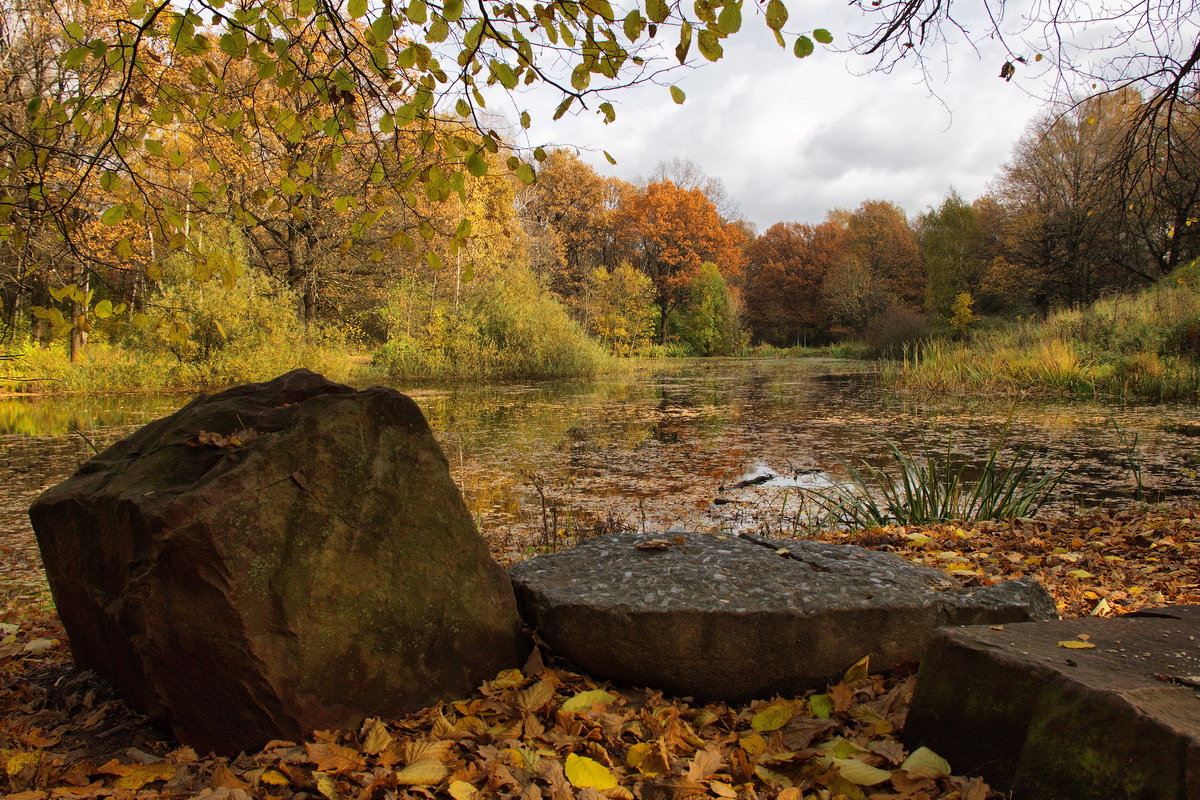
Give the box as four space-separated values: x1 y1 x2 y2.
891 264 1200 400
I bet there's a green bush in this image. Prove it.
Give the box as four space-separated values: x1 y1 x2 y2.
373 265 609 380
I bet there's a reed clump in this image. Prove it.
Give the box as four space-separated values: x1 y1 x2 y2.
892 262 1200 400
810 435 1065 528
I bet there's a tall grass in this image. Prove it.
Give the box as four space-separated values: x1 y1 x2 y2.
892 263 1200 400
810 435 1065 528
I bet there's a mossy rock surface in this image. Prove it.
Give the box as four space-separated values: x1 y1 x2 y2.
31 369 527 755
904 606 1200 800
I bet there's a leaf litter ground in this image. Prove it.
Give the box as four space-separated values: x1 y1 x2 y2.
2 505 1198 800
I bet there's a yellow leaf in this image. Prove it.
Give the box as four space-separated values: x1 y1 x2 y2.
738 732 767 756
831 757 891 786
5 751 42 776
489 668 525 689
448 780 476 800
900 746 950 779
561 689 616 713
394 759 448 786
361 718 392 755
260 769 290 786
751 701 794 731
624 742 651 768
708 780 738 797
314 771 339 800
842 655 871 687
113 764 176 791
1057 640 1096 649
1068 569 1094 579
564 753 617 790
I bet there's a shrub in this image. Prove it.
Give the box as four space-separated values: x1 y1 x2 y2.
373 265 608 380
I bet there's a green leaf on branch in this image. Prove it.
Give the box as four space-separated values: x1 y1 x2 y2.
813 27 833 43
717 0 742 33
604 150 617 164
623 9 645 41
100 205 127 226
514 162 536 184
646 0 669 24
697 30 723 61
793 34 813 57
669 85 685 103
675 21 692 62
465 152 488 176
766 0 787 31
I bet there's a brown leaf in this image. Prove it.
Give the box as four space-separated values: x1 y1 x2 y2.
517 677 557 713
685 745 725 782
305 743 363 774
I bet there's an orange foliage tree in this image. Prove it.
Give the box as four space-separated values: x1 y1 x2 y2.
743 220 844 346
612 181 748 343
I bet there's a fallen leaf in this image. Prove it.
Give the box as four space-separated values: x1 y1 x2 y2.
831 756 891 786
112 763 177 791
394 759 448 786
564 754 617 790
517 678 556 712
900 746 951 779
751 701 794 731
561 689 616 713
448 780 476 800
361 718 392 755
1057 640 1096 649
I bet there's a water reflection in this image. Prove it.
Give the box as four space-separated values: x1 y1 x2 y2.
3 359 1200 563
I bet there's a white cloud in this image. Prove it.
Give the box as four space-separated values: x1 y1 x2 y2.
509 0 1051 230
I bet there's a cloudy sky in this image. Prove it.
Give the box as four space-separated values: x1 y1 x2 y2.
496 1 1057 231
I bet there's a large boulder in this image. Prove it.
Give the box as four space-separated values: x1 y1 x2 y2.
31 369 527 755
509 532 1055 702
904 606 1200 800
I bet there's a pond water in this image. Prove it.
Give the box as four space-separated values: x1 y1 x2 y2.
3 358 1200 567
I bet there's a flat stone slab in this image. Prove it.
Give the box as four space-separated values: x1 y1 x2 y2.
903 606 1200 800
509 532 1056 701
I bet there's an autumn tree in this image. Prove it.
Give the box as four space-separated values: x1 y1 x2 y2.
742 220 843 346
994 91 1144 306
844 200 924 307
516 149 621 305
578 262 656 356
613 180 748 343
919 190 984 317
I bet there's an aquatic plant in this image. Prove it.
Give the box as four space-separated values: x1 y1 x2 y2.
810 435 1065 528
